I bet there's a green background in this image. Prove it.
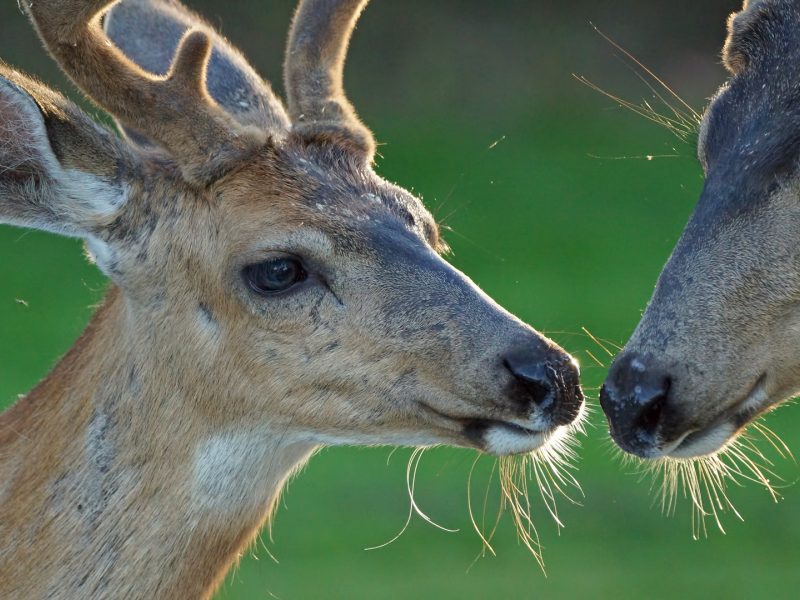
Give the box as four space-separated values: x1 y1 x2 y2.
2 0 798 598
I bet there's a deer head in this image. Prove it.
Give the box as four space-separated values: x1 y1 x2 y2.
0 1 584 594
0 0 585 459
600 0 800 460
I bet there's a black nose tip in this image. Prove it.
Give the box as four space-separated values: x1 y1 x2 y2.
504 352 583 425
600 355 671 456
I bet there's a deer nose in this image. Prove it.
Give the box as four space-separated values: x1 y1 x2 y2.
600 354 671 457
509 361 555 407
504 351 583 426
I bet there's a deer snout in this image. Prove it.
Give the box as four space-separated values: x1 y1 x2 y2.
467 343 584 457
503 347 583 427
600 354 672 458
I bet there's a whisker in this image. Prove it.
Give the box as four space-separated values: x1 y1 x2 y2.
587 154 681 161
574 27 706 147
366 447 457 551
433 135 506 217
364 448 421 550
439 224 506 262
408 449 460 533
627 417 789 537
467 454 497 558
750 420 795 463
590 23 702 120
476 412 587 571
584 350 605 368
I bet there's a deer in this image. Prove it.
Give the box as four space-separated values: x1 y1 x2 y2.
600 0 800 466
0 0 585 597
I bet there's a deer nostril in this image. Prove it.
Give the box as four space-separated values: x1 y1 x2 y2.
635 388 668 443
520 374 554 408
505 360 556 408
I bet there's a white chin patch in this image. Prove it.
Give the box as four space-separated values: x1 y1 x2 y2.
483 425 554 456
667 422 737 459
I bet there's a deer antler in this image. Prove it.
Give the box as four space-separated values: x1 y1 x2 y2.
24 0 266 184
285 0 376 161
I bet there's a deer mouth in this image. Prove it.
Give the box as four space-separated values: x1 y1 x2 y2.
463 414 580 456
417 402 576 456
478 420 562 456
665 374 771 459
417 404 546 455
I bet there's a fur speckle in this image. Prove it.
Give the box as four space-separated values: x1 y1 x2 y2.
196 303 220 339
87 410 116 475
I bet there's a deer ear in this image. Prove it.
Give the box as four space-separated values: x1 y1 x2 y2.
0 65 131 240
104 0 289 146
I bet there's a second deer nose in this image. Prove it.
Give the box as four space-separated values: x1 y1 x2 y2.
600 358 671 456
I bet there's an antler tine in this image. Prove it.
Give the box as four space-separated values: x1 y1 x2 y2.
285 0 376 161
24 0 266 184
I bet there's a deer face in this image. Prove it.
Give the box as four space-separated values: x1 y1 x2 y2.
0 0 584 457
134 143 582 455
600 0 800 459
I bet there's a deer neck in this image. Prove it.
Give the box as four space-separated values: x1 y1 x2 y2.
0 286 317 599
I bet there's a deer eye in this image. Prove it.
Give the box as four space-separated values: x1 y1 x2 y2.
244 258 307 295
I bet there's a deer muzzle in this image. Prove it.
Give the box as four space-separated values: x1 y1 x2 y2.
459 344 584 456
600 351 774 460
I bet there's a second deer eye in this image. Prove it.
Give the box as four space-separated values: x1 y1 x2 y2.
245 258 307 295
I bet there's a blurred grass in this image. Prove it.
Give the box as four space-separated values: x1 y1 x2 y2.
4 0 800 598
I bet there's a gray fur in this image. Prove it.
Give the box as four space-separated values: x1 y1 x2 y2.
0 65 131 239
601 0 800 460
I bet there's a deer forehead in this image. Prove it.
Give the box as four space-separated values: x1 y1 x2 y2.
104 144 436 274
697 88 800 229
217 150 438 254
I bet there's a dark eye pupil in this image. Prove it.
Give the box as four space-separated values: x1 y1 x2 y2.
246 258 305 294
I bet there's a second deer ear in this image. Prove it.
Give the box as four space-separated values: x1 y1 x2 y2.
0 65 133 273
104 0 290 146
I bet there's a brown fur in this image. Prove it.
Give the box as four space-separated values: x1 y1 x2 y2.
0 1 584 597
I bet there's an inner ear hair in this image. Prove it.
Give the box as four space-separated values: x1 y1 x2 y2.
0 64 134 238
